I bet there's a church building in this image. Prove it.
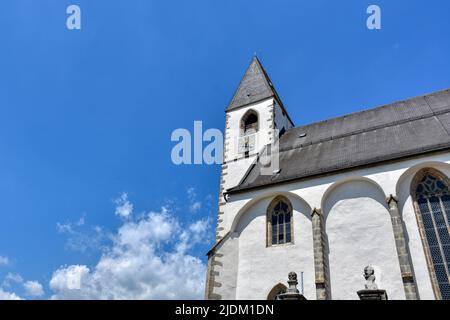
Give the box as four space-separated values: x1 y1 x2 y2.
205 57 450 300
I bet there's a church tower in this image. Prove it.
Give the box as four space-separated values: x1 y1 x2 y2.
215 56 294 242
205 57 294 299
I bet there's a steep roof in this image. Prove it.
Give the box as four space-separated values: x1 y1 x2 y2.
227 57 282 112
228 88 450 194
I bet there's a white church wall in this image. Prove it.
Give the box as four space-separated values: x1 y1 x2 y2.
234 194 315 300
322 179 404 300
217 152 450 300
224 158 256 191
227 153 450 237
211 233 239 300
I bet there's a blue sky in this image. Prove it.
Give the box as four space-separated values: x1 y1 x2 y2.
0 0 449 299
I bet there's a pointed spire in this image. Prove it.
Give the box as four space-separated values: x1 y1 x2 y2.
226 56 278 111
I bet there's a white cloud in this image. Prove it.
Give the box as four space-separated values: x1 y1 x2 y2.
24 281 44 297
0 273 43 300
50 265 89 292
0 256 10 266
57 216 85 234
115 193 133 218
0 288 23 300
50 206 209 300
0 192 211 300
189 219 209 235
187 187 196 198
117 208 176 248
2 273 23 287
57 217 109 253
189 201 202 213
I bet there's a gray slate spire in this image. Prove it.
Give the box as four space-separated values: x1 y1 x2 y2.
226 56 278 111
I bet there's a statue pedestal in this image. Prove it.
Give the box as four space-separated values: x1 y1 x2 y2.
357 289 388 300
275 272 307 300
276 292 307 300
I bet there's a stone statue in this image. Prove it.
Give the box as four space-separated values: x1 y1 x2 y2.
357 266 388 300
275 272 306 300
363 266 378 290
288 272 297 283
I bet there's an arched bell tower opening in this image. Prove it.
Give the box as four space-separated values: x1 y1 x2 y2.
240 110 259 136
239 109 259 158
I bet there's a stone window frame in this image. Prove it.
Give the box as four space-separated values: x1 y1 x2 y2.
240 109 259 137
411 167 450 300
266 195 294 247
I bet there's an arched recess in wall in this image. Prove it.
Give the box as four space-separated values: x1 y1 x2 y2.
231 191 312 234
321 177 388 217
410 167 450 300
321 177 405 300
396 162 450 213
395 161 450 300
267 283 287 300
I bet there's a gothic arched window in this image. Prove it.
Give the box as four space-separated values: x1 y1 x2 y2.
412 169 450 300
267 196 293 246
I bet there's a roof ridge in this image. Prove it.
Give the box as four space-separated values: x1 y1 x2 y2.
253 56 275 94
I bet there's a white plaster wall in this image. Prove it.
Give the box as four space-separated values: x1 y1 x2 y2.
323 180 404 300
215 151 450 300
226 153 450 241
224 157 256 190
212 234 239 300
234 195 315 300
